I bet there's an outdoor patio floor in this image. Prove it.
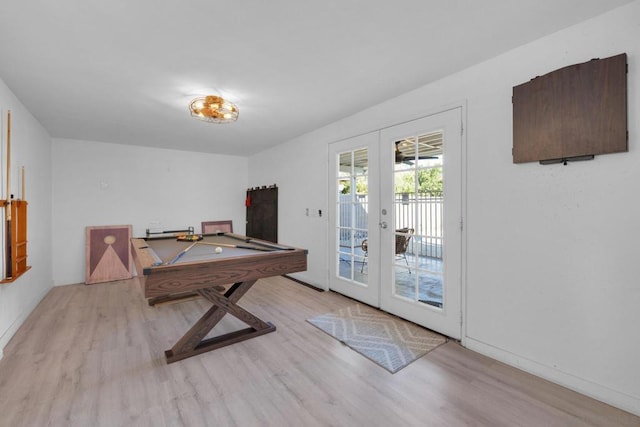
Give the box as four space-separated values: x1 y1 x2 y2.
339 252 443 308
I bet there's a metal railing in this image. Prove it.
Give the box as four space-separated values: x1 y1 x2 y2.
395 193 443 259
338 192 443 259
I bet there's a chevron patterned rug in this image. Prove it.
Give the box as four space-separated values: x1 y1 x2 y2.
307 304 447 373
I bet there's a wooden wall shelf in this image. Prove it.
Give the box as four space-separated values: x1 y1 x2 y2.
1 199 30 283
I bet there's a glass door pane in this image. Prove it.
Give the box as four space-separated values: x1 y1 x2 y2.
392 132 444 308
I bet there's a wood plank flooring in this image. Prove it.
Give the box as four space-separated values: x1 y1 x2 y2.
0 276 637 426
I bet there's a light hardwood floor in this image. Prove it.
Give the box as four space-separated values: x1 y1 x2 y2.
0 276 637 427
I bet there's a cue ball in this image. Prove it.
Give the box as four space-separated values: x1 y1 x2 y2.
215 246 223 254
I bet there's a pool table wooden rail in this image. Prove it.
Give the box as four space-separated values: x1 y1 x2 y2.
130 237 308 298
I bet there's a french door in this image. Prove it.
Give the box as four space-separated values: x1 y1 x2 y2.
329 108 463 339
328 132 380 306
379 108 462 339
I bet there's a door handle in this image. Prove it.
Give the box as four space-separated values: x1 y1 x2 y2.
379 221 388 229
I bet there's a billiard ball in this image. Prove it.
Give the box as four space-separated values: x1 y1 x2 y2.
215 246 223 254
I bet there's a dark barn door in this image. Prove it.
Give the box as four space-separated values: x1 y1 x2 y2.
246 185 278 242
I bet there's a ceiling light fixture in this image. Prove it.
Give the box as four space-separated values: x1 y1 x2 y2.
188 95 239 123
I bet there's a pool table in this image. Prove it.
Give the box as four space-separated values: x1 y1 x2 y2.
130 232 307 363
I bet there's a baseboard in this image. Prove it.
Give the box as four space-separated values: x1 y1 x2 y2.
464 337 640 417
282 274 325 292
0 314 27 358
0 286 50 360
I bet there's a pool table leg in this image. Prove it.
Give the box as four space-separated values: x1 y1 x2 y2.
164 280 276 363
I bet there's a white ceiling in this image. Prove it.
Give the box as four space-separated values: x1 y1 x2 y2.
0 1 633 156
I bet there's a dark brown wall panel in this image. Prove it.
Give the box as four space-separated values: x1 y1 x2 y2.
513 53 627 163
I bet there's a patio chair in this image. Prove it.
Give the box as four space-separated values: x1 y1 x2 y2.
395 228 414 273
359 228 414 273
360 239 369 273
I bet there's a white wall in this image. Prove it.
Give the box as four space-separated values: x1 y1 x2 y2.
247 139 329 288
248 1 640 415
52 139 248 285
0 79 53 358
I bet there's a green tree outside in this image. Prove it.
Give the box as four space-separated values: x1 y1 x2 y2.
340 177 369 195
340 167 442 195
395 167 443 195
